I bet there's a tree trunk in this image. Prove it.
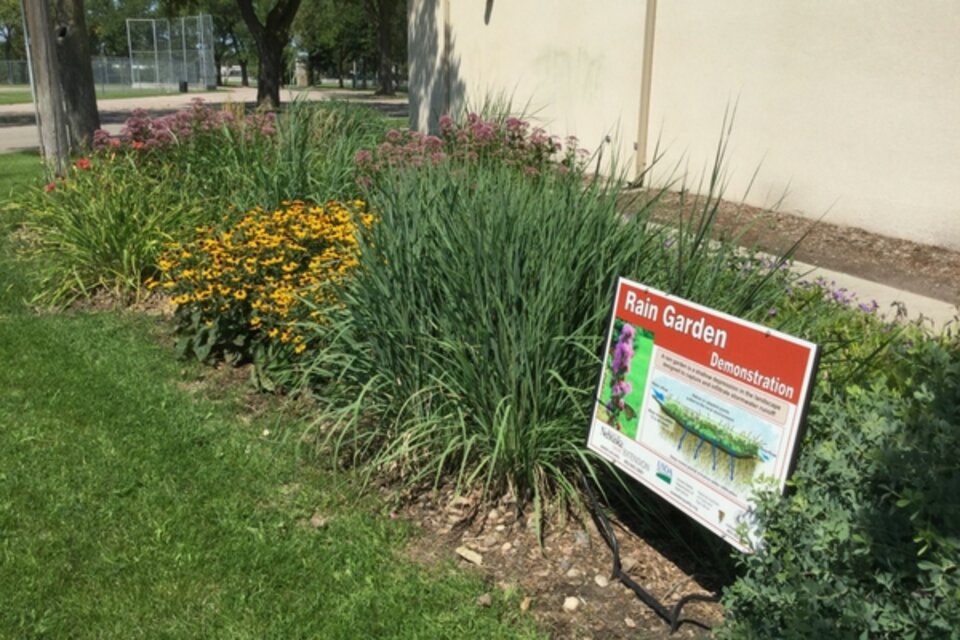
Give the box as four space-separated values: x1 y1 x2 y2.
240 60 249 87
235 0 303 109
374 0 393 95
255 32 284 109
23 0 69 176
53 0 100 149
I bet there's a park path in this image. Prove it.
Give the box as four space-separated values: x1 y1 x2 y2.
0 86 407 154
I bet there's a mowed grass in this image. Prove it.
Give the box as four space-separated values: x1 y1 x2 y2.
0 150 45 198
0 161 541 639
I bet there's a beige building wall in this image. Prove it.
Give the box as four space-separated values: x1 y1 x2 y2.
409 1 960 250
408 0 646 171
648 2 960 251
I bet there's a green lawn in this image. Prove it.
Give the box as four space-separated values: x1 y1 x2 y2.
0 162 541 639
0 150 44 198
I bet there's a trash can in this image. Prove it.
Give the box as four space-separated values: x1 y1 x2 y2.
179 81 188 93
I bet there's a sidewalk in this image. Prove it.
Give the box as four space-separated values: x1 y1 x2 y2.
0 85 407 153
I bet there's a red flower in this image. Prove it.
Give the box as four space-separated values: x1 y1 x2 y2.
44 181 56 193
131 141 145 150
75 157 92 170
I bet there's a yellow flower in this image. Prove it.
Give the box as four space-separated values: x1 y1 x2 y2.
234 289 248 300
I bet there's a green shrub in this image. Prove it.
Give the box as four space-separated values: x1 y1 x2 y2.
302 141 797 529
719 327 960 639
156 199 374 388
22 155 204 305
22 100 386 305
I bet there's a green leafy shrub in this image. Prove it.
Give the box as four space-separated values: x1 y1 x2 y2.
23 101 385 305
303 133 797 528
22 155 203 305
156 199 373 387
719 327 960 639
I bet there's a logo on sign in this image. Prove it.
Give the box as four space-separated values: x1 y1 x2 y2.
624 449 650 474
600 424 625 449
656 461 673 485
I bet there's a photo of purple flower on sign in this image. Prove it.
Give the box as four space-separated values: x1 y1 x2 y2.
598 319 655 439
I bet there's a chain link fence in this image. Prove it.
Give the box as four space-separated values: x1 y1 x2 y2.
0 57 183 90
126 15 216 90
1 15 215 91
0 60 29 85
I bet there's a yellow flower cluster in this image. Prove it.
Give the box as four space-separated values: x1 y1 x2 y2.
156 200 374 355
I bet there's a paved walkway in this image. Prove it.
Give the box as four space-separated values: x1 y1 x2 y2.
0 86 407 153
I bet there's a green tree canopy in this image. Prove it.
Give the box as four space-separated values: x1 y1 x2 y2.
0 0 25 60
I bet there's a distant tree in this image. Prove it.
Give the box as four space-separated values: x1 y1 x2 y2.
0 0 25 62
212 6 254 86
235 0 302 107
85 0 160 56
361 0 403 95
292 0 370 88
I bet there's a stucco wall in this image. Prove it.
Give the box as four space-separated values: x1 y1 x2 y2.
408 0 646 171
409 1 960 250
648 2 960 250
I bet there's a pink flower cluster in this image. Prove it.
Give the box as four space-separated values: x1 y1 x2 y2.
354 112 588 180
91 99 275 156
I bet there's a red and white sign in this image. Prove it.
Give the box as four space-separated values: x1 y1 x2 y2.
587 278 819 552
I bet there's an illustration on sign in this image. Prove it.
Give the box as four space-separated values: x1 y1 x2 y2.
587 278 819 552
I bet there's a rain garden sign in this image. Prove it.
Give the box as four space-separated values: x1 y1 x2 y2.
588 278 819 552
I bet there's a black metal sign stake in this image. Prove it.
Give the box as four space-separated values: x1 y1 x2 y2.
580 469 720 635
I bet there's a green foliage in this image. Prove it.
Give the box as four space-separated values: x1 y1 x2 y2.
227 98 388 208
21 155 204 305
20 100 386 305
302 124 795 530
719 326 960 639
159 199 374 390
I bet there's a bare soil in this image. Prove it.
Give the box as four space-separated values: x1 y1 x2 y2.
621 189 960 307
400 488 723 639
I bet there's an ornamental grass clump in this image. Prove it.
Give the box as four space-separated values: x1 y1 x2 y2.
157 199 374 384
22 154 205 306
304 152 797 531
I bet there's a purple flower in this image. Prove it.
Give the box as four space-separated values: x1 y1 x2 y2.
611 324 636 374
611 381 632 398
